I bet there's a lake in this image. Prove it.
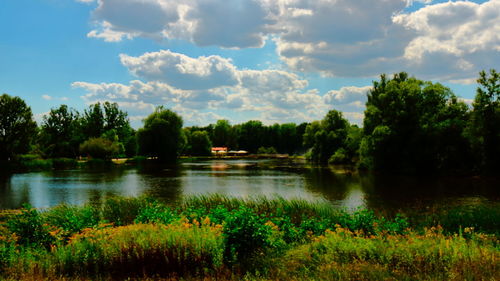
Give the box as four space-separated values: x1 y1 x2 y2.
1 159 498 213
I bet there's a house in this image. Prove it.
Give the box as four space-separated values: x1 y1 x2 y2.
211 147 228 155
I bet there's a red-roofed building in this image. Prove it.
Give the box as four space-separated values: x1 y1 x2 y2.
211 147 228 154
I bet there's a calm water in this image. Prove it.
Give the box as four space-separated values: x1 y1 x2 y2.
0 159 498 212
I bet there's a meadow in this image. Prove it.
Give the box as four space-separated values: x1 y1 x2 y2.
0 195 498 280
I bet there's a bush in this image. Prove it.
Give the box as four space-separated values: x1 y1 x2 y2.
135 203 177 225
80 137 120 159
16 154 52 171
223 206 273 263
328 148 349 164
42 204 100 237
257 147 277 154
101 197 149 226
7 204 54 249
429 204 500 235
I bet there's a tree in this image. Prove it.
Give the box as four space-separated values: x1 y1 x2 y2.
137 107 185 162
468 69 500 173
304 110 350 163
279 123 298 154
189 131 212 156
80 102 135 157
81 103 104 139
213 120 232 147
39 105 81 158
237 120 265 153
0 94 37 161
360 72 471 173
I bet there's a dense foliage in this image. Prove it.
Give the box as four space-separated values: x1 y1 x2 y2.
38 105 82 158
304 110 361 164
79 137 121 159
0 94 37 161
360 72 471 173
0 196 497 280
184 130 213 156
468 69 500 174
137 106 185 162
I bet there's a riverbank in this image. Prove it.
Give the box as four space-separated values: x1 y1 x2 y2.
0 154 304 173
0 195 498 280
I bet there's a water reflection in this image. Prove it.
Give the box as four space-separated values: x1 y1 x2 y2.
0 160 498 211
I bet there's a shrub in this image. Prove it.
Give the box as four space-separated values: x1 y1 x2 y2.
257 147 277 154
101 197 150 226
79 137 120 159
42 204 100 237
17 155 52 171
7 204 54 249
430 204 500 235
223 206 273 263
135 203 177 225
328 148 349 164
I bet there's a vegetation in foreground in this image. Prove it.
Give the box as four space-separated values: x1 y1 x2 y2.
0 195 498 280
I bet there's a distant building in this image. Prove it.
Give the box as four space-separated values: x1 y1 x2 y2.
211 147 228 155
227 150 248 156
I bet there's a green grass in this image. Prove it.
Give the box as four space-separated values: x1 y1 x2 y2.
0 195 498 280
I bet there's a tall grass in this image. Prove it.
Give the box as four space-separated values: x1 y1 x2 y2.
45 222 224 278
269 226 499 281
0 195 498 280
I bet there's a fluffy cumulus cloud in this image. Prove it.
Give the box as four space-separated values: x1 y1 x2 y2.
120 50 239 90
87 0 276 48
84 0 499 82
74 50 371 125
393 0 500 82
275 0 500 81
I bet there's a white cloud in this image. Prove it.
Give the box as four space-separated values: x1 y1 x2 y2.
87 0 276 48
276 0 499 80
74 50 371 125
42 95 52 100
83 0 499 81
324 86 372 105
120 50 239 90
76 0 95 3
87 21 133 42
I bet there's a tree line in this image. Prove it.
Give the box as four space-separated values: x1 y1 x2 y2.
1 69 498 174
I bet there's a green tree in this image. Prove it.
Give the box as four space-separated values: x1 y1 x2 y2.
304 110 350 163
213 120 232 147
468 69 500 173
189 131 212 156
39 105 81 158
361 72 471 173
237 120 265 153
0 94 37 161
279 123 298 154
137 107 185 162
80 102 135 157
81 103 104 139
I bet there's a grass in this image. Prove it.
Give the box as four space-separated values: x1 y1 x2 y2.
266 226 498 281
0 195 498 280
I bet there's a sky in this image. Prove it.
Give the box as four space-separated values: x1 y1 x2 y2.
1 0 499 128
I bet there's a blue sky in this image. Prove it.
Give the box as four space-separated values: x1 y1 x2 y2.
1 0 498 127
